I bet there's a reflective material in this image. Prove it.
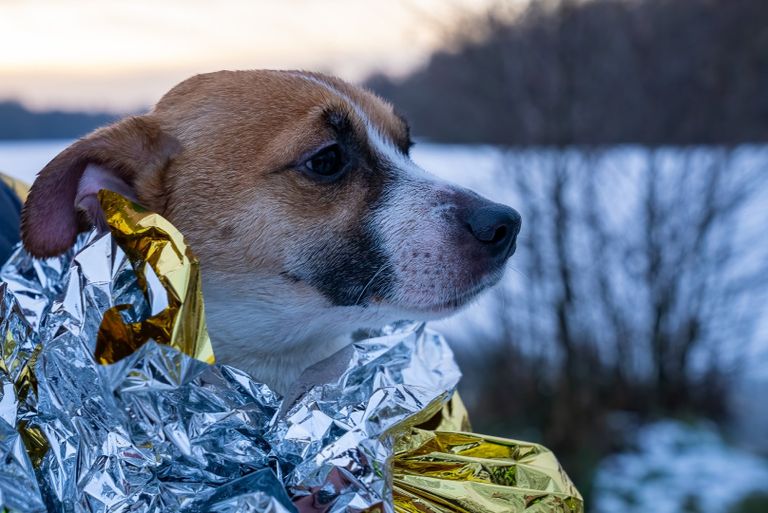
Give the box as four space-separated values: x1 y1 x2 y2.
0 190 582 512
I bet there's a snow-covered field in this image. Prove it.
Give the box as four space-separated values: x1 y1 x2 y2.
0 139 507 193
3 140 768 512
0 139 71 183
594 420 768 513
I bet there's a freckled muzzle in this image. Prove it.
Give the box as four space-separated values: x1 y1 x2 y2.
287 177 521 313
426 190 521 295
353 181 523 314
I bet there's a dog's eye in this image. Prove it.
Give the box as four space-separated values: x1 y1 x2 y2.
303 144 345 180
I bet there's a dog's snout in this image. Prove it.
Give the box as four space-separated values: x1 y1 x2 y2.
466 204 521 257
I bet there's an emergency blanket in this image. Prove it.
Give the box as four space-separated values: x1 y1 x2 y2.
0 189 582 513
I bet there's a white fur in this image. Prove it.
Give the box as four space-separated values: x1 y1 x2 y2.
207 75 502 393
203 272 405 392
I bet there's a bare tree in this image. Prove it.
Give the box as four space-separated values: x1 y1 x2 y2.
455 147 768 499
366 0 768 501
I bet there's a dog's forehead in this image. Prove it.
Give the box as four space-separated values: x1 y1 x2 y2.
153 70 408 147
291 71 408 143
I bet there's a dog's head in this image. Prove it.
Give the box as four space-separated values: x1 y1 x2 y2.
21 70 520 389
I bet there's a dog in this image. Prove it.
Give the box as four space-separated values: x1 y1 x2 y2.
20 70 521 394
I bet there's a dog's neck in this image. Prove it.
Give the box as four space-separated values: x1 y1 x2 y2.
212 332 353 396
200 274 390 394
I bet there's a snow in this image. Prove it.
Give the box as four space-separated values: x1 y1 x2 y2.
0 139 71 183
2 139 768 511
594 420 768 513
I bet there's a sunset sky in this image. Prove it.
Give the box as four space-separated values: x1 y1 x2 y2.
0 0 497 112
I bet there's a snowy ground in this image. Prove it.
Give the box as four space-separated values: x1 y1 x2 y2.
3 140 768 511
0 138 70 183
594 420 768 513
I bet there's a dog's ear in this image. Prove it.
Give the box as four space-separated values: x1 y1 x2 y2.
21 116 180 257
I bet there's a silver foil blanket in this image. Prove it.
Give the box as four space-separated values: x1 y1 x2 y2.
0 229 461 513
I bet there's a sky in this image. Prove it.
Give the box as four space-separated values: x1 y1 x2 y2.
0 0 497 112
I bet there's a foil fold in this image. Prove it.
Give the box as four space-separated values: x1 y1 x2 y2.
0 189 582 512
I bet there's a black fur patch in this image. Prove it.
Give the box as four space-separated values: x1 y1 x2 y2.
304 223 392 306
293 108 400 306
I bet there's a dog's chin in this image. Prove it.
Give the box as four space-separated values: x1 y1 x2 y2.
403 290 482 319
381 268 506 321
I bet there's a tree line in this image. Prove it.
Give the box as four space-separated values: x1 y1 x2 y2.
366 0 768 145
0 101 117 140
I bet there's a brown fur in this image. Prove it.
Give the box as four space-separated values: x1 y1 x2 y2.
22 116 180 256
22 70 405 278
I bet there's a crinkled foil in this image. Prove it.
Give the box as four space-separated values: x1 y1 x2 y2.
0 189 582 512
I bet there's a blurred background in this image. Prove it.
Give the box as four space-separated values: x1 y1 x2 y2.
1 1 767 511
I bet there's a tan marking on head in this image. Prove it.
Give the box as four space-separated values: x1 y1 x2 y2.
292 71 411 152
136 70 404 284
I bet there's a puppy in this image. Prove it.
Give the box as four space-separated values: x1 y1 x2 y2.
20 70 521 394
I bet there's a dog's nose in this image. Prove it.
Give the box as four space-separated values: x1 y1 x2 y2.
466 204 521 257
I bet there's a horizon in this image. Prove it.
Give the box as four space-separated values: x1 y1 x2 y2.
0 0 500 113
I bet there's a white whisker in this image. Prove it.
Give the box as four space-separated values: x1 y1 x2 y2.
354 262 394 306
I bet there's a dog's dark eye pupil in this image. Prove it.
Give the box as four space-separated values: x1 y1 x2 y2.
307 145 342 176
